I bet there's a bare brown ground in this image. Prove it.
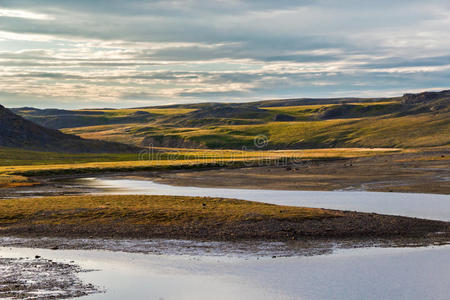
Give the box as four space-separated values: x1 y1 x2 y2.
141 149 450 194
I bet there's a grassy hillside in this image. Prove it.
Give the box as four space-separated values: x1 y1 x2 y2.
180 113 449 149
0 105 138 153
12 90 450 149
63 110 449 149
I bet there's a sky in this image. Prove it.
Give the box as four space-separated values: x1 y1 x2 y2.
0 0 449 109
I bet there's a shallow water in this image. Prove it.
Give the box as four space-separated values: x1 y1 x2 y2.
3 178 450 299
1 245 449 300
79 177 450 221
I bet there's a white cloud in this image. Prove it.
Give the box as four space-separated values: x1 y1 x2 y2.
0 8 52 20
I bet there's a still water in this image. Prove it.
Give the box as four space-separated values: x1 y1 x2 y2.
79 177 450 221
3 177 449 299
1 245 449 300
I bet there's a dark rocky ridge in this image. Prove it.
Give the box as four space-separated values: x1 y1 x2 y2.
10 107 154 129
0 104 138 153
402 90 450 104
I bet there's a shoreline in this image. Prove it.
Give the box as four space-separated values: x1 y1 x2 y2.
1 232 449 299
1 165 449 200
1 234 449 257
1 167 449 299
140 151 450 194
0 147 448 196
0 195 448 243
1 148 449 256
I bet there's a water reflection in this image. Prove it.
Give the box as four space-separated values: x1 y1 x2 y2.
78 177 450 221
1 245 449 300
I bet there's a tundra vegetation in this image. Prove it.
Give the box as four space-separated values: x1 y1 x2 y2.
11 91 448 150
0 195 448 241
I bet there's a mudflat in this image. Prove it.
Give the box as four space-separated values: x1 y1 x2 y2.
144 149 450 194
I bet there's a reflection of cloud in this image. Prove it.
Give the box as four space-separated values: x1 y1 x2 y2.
0 0 448 107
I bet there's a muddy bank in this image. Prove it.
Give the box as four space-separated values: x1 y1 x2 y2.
141 150 450 194
0 149 448 198
2 213 448 242
0 255 100 299
0 235 448 258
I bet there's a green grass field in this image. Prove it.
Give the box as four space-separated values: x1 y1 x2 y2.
56 99 449 149
263 101 403 120
12 93 449 150
0 147 142 166
63 113 449 149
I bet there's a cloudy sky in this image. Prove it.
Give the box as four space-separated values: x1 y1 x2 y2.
0 0 449 108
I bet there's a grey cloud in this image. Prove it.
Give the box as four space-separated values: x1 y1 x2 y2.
357 55 450 70
0 0 448 107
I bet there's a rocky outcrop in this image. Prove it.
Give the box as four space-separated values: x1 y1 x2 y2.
402 90 450 104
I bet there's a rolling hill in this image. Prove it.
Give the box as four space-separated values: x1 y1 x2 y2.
0 104 138 153
10 90 450 150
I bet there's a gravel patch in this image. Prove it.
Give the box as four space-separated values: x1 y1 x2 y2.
0 255 101 299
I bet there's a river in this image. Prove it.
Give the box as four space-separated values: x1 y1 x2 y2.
78 177 450 221
2 177 449 299
1 245 449 300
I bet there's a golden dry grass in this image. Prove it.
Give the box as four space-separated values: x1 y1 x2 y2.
0 174 35 188
0 195 339 227
262 101 399 112
0 148 403 176
0 147 405 190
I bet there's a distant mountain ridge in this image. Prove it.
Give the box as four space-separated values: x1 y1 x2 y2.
0 104 138 153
